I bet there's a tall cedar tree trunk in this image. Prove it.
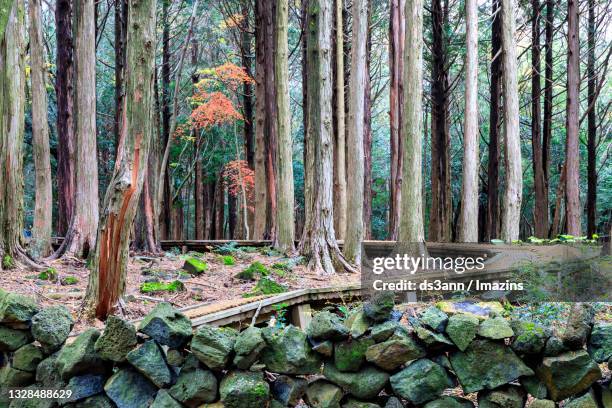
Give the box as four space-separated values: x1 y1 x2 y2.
389 0 404 240
501 0 522 241
274 0 295 252
459 0 479 242
398 0 426 247
85 0 156 318
241 2 254 168
543 0 554 232
486 0 501 241
0 0 26 267
192 41 205 240
429 0 452 242
531 0 548 237
58 0 99 258
363 3 373 240
253 0 267 240
565 0 581 236
586 0 596 237
333 0 347 240
29 0 53 257
56 0 75 237
344 0 368 264
160 0 171 239
299 0 309 239
264 0 277 240
299 0 355 274
114 0 127 152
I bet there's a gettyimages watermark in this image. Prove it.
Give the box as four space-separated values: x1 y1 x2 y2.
361 242 611 302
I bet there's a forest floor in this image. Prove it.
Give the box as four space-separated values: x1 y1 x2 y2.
1 245 359 331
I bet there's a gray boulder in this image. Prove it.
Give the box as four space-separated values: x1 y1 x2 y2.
363 292 394 323
104 369 157 408
62 374 105 404
138 303 192 348
55 329 107 380
271 375 307 407
126 340 173 388
365 329 425 370
561 303 594 349
94 315 137 362
150 389 184 408
420 306 448 332
191 325 237 370
307 311 349 341
323 363 389 400
445 313 479 351
168 368 217 407
233 326 265 369
389 359 454 405
261 325 322 375
564 390 598 408
477 385 525 408
477 317 513 340
423 396 474 408
12 344 44 372
0 326 32 352
587 322 611 363
0 293 39 328
31 306 74 354
511 320 547 355
334 337 374 372
219 371 270 408
536 349 601 401
305 380 343 408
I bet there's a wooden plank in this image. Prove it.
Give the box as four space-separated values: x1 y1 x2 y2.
291 304 312 329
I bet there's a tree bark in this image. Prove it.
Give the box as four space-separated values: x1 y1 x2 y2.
274 0 295 253
333 0 347 240
344 0 368 264
114 0 127 154
159 0 171 239
565 0 581 236
501 0 523 241
429 0 452 242
398 0 425 245
55 0 75 237
253 0 267 240
263 0 277 241
458 0 479 242
28 0 53 257
85 0 156 319
299 0 355 275
542 0 554 214
363 2 373 240
0 0 26 268
241 2 255 169
531 0 548 238
586 0 597 238
388 0 404 240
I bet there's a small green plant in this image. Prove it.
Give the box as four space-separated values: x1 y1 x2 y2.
38 268 58 282
259 246 281 257
235 261 269 281
214 241 240 255
61 276 79 286
183 258 208 275
243 277 287 297
221 255 235 266
140 280 185 294
2 255 15 269
272 302 289 327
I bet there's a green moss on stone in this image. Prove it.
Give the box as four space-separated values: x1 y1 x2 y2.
140 280 185 294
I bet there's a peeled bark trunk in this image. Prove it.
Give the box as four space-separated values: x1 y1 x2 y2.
501 0 523 242
28 0 53 257
85 0 156 319
429 0 452 242
399 0 425 244
0 0 26 267
565 0 581 236
274 0 295 252
333 0 347 240
586 0 596 238
531 0 548 238
344 0 368 264
458 0 479 242
55 0 75 237
486 0 502 241
388 0 404 240
59 0 99 258
253 0 267 240
299 0 355 275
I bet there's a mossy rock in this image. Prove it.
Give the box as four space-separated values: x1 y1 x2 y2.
191 325 238 370
0 326 32 352
61 276 78 285
56 329 107 380
220 371 270 408
244 277 287 297
138 303 193 348
140 280 185 294
261 325 322 375
169 368 218 406
334 337 374 372
221 255 236 266
31 305 74 354
183 257 208 275
94 315 137 363
12 344 44 372
2 254 15 269
0 293 39 327
235 261 269 281
390 359 454 405
38 268 58 282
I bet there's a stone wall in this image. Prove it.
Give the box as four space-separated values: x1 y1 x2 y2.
0 288 610 408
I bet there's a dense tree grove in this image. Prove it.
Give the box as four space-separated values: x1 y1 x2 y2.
0 0 610 315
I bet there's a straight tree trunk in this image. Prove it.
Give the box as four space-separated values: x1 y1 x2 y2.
542 0 554 209
84 0 156 319
363 3 373 240
501 0 522 241
565 0 581 236
388 0 404 240
114 0 127 153
344 0 368 264
486 0 502 241
586 0 596 238
263 0 277 240
399 0 425 244
459 0 479 242
551 165 566 237
300 0 309 239
0 0 26 267
55 0 75 237
160 0 171 239
299 0 355 275
531 0 548 237
429 0 452 242
333 0 347 240
241 2 254 169
253 0 267 240
191 41 204 240
214 172 225 239
274 0 295 252
28 0 53 257
58 0 99 258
